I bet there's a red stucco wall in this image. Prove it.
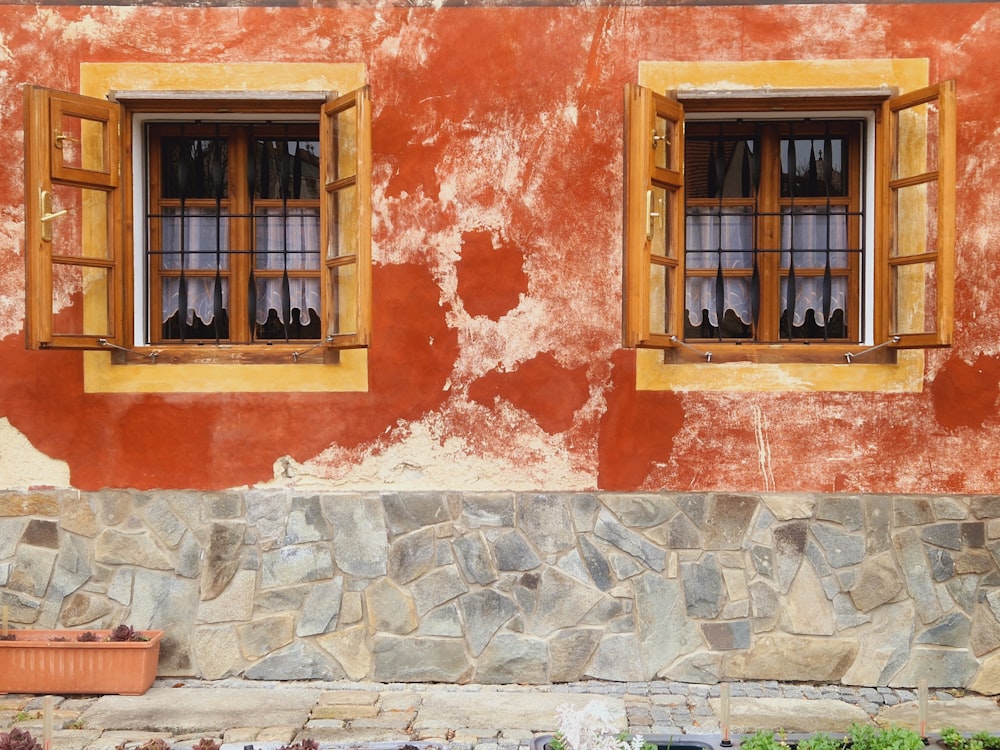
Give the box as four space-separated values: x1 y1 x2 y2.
1 3 998 493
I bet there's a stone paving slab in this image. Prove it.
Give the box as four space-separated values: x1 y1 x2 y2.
876 695 1000 733
3 679 997 750
716 697 871 733
411 691 626 735
79 687 323 734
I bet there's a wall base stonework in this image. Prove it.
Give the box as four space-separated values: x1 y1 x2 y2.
2 491 1000 692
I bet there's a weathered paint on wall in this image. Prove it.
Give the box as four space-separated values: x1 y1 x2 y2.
1 4 999 493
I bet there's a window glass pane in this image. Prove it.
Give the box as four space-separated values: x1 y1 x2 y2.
780 207 851 268
333 107 358 182
780 276 848 338
893 182 938 258
56 112 108 173
329 185 358 260
158 208 229 270
781 135 847 198
779 207 851 338
254 278 321 340
49 185 116 260
686 136 757 199
892 261 938 336
161 277 229 339
648 263 673 337
147 121 328 346
51 265 112 337
328 262 358 337
894 100 939 181
254 208 320 269
160 137 228 199
653 113 676 171
684 276 753 338
254 138 320 200
160 277 229 328
649 186 676 259
681 118 862 343
686 207 753 267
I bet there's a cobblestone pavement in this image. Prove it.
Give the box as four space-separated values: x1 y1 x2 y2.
0 680 972 750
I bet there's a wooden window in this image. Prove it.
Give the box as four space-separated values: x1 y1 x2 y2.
24 85 372 363
624 81 956 363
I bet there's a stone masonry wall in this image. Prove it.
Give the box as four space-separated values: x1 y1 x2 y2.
4 491 1000 693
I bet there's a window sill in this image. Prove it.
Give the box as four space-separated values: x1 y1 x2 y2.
109 344 340 366
636 347 925 393
83 348 368 394
662 343 897 366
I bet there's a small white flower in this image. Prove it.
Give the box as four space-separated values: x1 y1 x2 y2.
555 700 635 750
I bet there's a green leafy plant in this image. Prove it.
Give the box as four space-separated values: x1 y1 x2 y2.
740 731 788 750
849 724 923 750
798 733 848 750
941 728 1000 750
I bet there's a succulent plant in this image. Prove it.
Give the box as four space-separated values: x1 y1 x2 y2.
135 739 171 750
77 631 100 642
109 624 136 642
191 739 221 750
108 624 148 642
0 728 43 750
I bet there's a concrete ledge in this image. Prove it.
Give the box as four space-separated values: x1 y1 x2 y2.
79 687 323 734
876 696 1000 733
718 697 871 733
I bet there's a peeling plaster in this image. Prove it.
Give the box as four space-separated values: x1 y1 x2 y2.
751 402 775 492
3 4 1000 494
263 405 594 491
0 417 70 489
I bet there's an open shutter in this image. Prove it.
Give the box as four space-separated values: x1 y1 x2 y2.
877 80 956 349
319 85 372 350
24 86 123 350
623 84 685 348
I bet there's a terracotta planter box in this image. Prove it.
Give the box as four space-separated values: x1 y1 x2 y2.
0 629 162 695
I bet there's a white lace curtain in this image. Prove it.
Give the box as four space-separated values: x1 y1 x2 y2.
160 209 321 327
685 208 849 328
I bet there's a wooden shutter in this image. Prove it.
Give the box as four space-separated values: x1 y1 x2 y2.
24 86 123 349
623 84 685 348
319 85 372 350
877 80 957 349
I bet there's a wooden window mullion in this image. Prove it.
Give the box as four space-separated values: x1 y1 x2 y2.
755 124 781 341
229 127 251 344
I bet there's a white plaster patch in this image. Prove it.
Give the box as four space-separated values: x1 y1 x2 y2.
262 400 595 492
750 401 775 492
0 32 13 62
374 80 623 400
0 417 71 489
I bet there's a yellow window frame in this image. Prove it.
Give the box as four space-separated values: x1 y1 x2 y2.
629 59 954 393
27 63 370 393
